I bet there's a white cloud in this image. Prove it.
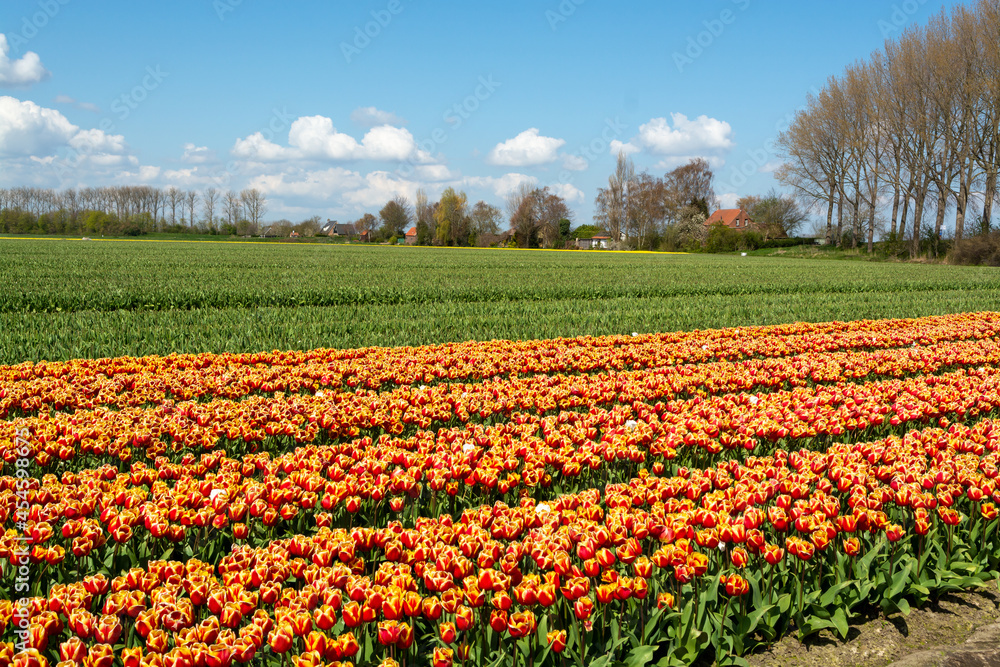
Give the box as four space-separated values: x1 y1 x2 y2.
464 172 538 198
232 115 427 163
548 183 585 203
0 96 77 155
618 113 734 158
181 143 214 164
232 132 287 161
137 165 161 181
69 128 128 156
609 139 641 156
0 35 50 87
653 154 726 171
759 160 782 174
247 166 364 201
718 192 739 209
350 106 406 127
343 171 419 207
487 129 565 167
413 164 453 181
53 94 74 104
562 154 589 171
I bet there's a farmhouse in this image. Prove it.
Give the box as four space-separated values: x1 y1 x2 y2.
705 208 755 230
325 222 358 238
576 235 610 250
404 226 418 245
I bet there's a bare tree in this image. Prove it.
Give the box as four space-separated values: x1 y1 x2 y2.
166 187 182 226
202 188 219 229
224 190 243 232
664 157 718 214
505 182 537 247
470 201 503 236
594 151 635 245
186 190 199 228
240 188 267 234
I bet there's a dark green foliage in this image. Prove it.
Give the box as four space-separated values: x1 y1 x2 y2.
3 240 1000 364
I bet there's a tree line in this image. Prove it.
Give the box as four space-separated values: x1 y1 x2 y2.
348 186 577 248
0 186 269 236
2 160 806 250
777 0 1000 256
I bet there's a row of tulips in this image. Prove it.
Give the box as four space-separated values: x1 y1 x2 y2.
8 404 1000 591
7 416 1000 666
3 312 999 419
6 352 1000 509
7 361 1000 563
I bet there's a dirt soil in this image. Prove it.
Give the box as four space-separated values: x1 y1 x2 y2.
744 583 1000 667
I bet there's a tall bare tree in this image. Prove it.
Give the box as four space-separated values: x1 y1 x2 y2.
202 188 219 229
224 190 243 231
240 188 267 234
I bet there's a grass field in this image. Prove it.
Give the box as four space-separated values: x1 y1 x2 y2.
2 237 1000 364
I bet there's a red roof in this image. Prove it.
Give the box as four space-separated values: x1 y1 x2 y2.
592 235 610 239
705 208 753 228
405 226 417 237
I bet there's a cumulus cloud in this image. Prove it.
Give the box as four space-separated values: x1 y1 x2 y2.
718 192 739 209
350 106 406 127
69 128 129 155
653 154 726 171
232 115 429 163
180 143 214 164
548 182 585 203
231 132 287 161
0 96 77 155
614 113 734 158
247 167 364 201
487 129 565 167
609 139 641 156
0 96 137 187
0 35 50 87
412 164 453 181
342 171 419 207
464 172 537 198
562 154 589 171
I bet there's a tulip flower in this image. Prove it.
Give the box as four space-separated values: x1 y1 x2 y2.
439 621 457 644
432 647 454 667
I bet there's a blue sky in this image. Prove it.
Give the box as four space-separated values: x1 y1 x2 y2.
0 0 965 226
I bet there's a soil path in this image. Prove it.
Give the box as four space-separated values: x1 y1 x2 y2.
744 584 1000 667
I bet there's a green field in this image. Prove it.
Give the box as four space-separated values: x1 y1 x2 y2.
2 238 1000 364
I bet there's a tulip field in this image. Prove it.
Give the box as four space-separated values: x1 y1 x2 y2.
8 239 1000 365
4 308 1000 667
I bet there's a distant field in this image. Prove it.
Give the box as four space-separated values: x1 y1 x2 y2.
2 238 1000 364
